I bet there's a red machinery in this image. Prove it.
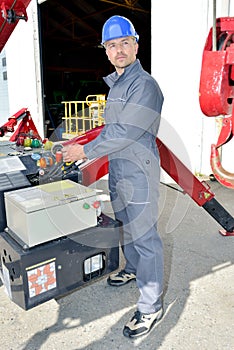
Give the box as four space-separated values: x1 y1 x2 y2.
56 125 234 237
2 108 232 236
0 2 233 238
0 1 232 314
0 0 30 52
199 17 234 189
0 107 42 141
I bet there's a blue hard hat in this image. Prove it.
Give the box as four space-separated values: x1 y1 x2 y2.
101 15 139 45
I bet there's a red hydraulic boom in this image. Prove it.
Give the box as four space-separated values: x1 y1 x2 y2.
55 125 234 237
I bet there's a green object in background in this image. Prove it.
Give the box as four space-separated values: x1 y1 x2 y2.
31 139 41 148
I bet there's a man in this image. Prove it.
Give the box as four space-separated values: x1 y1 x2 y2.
62 15 164 338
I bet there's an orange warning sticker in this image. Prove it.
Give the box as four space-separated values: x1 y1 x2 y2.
27 259 57 298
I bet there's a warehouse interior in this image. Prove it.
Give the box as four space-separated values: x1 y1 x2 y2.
38 0 151 132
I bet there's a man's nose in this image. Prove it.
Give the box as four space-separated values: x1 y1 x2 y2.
116 43 124 52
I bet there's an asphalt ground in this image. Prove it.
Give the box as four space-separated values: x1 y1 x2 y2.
0 178 233 350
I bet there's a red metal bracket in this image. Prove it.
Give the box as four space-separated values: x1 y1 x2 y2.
0 0 31 53
1 1 28 23
199 17 234 189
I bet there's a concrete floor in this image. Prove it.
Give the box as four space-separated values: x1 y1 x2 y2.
0 178 233 350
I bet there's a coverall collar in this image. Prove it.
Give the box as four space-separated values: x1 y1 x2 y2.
103 59 143 88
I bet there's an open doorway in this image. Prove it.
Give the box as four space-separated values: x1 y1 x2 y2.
38 0 151 138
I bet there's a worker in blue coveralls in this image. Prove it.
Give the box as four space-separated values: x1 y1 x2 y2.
62 15 164 338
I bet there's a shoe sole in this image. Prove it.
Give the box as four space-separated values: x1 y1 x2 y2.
107 277 136 287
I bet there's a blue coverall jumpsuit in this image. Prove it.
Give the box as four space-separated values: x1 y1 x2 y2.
84 59 164 314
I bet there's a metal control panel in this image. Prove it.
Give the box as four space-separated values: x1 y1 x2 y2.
0 141 82 232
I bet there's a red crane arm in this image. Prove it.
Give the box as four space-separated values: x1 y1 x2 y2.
58 125 234 236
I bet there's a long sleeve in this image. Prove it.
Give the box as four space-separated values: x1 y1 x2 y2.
84 77 163 160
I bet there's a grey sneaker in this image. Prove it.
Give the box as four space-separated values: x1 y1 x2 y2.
107 269 136 286
123 308 164 338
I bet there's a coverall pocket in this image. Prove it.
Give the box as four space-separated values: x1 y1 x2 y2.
131 148 154 187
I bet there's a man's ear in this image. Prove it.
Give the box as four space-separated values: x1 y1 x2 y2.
105 50 110 59
135 43 139 54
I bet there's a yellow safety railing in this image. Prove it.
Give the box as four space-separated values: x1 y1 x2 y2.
62 94 106 139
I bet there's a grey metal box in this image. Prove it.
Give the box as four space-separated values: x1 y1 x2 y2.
4 180 98 247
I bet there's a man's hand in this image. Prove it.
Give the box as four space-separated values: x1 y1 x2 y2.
62 144 86 163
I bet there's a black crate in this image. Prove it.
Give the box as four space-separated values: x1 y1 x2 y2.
0 214 120 310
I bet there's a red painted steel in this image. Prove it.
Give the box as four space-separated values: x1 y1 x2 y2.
156 139 214 206
63 125 215 206
199 17 234 117
199 17 234 188
0 0 31 53
73 126 233 235
0 107 42 140
210 144 234 188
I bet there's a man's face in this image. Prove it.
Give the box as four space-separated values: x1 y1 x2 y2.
104 36 138 74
